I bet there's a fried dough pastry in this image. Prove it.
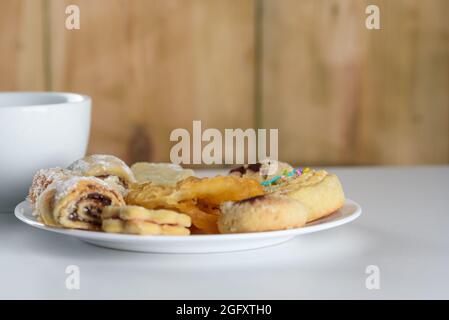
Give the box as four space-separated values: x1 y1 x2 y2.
125 182 179 209
176 176 264 205
175 201 219 234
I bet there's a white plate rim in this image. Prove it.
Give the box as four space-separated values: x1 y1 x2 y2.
14 199 362 242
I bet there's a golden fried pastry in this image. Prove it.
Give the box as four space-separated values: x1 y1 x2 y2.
36 176 125 230
125 182 179 209
101 205 191 235
28 167 73 207
175 200 219 234
67 154 136 192
229 160 293 183
176 176 264 205
131 162 194 186
265 169 345 222
218 194 308 233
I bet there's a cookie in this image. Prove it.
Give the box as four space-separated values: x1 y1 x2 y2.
265 169 345 222
218 194 308 234
101 205 191 236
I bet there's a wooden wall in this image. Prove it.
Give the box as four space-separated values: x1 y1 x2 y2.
1 0 448 166
0 0 45 91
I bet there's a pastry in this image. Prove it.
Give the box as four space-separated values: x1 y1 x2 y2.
101 205 191 235
218 194 308 233
175 200 220 234
175 175 264 206
26 153 348 236
28 167 73 207
36 176 125 230
126 175 264 233
67 154 136 193
229 160 293 184
264 169 345 222
131 162 194 186
125 182 180 210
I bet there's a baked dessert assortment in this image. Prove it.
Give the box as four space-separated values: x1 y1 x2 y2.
28 154 345 235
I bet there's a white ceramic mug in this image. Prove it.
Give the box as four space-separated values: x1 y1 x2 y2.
0 92 91 212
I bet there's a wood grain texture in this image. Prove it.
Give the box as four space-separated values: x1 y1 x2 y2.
0 0 447 166
0 0 45 91
359 0 449 165
48 0 255 165
261 0 449 165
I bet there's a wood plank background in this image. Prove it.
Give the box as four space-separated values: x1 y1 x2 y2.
0 0 45 91
0 0 448 166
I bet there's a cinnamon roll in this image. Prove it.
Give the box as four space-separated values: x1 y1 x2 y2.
67 154 136 193
36 176 125 230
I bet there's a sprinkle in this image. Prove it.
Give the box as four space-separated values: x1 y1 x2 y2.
261 175 281 186
260 167 313 186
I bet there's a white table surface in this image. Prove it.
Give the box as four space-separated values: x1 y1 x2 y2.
1 166 448 299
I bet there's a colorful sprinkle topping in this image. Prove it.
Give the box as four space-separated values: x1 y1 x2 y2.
260 167 312 186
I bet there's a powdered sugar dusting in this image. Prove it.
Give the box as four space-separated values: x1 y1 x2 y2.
67 154 132 176
28 167 73 204
49 176 111 202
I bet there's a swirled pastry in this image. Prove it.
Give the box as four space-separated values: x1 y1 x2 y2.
28 167 73 207
265 169 345 222
101 206 191 235
67 154 136 193
36 176 125 230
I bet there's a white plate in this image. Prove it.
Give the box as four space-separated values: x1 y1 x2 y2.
14 199 361 253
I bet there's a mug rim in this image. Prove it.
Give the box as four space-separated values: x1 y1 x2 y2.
0 92 91 109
